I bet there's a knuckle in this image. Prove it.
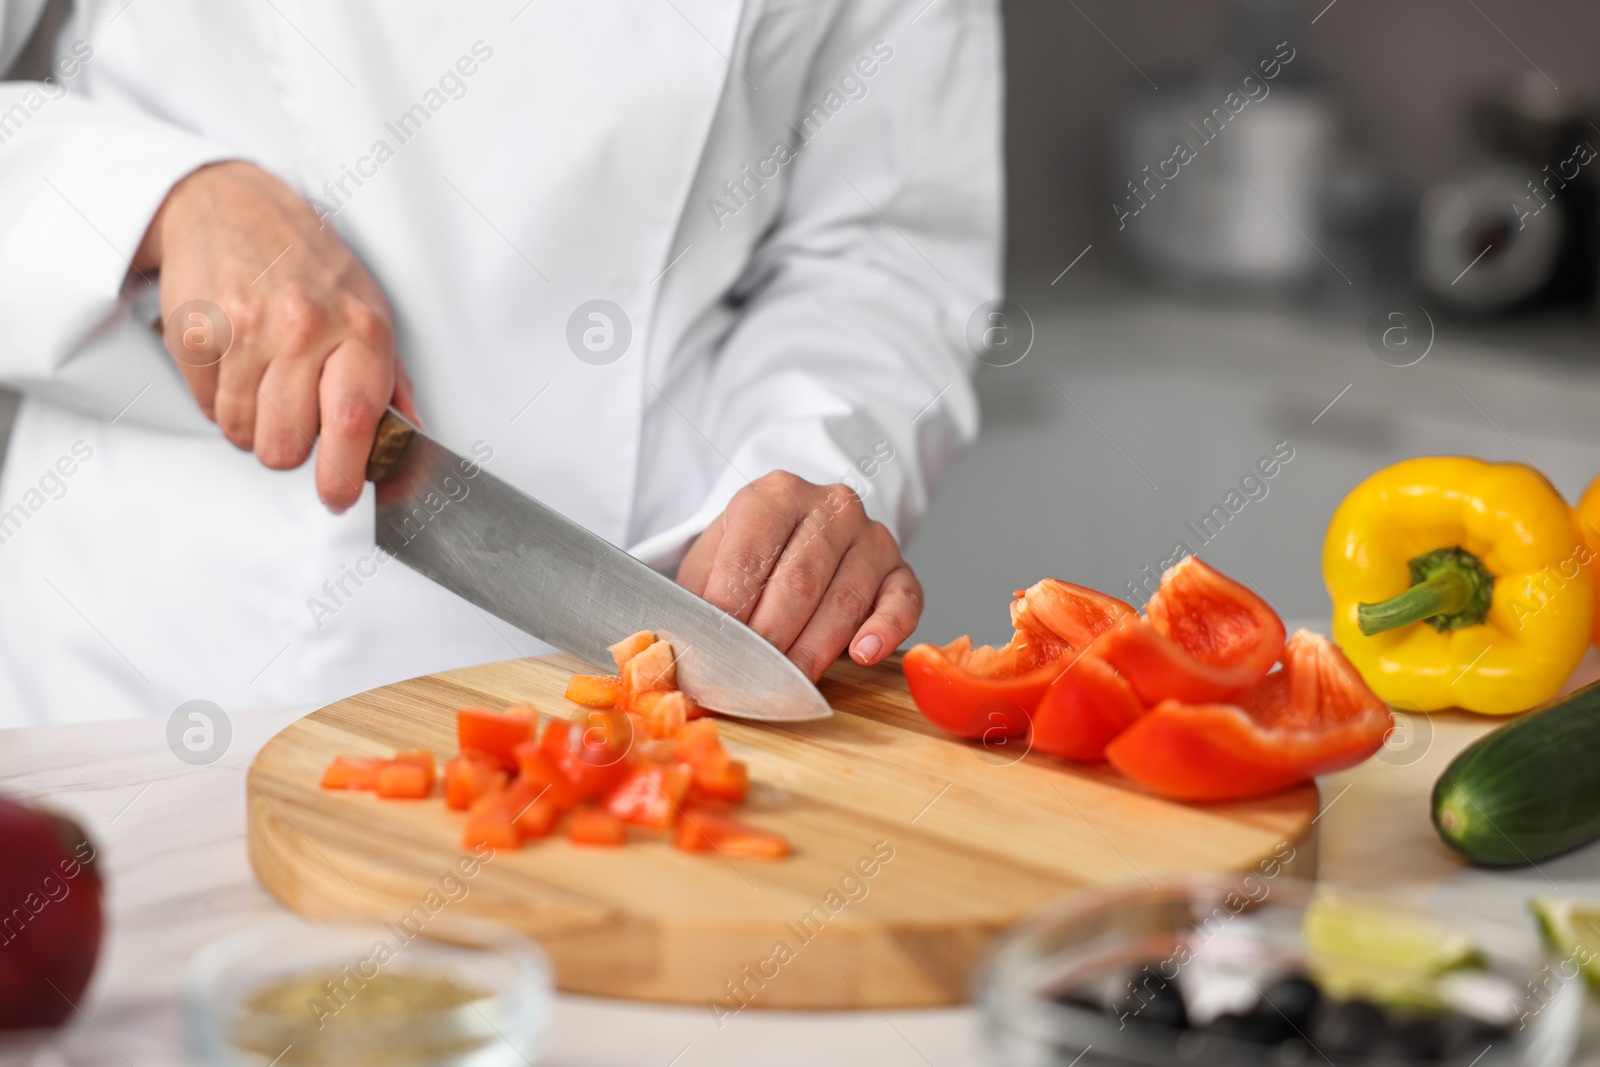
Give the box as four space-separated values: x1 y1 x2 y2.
865 521 899 555
774 556 828 605
226 300 263 341
788 646 827 682
756 470 805 498
825 483 865 519
272 289 326 351
829 575 879 620
342 298 392 349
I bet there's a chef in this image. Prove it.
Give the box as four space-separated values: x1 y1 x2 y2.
0 0 1001 726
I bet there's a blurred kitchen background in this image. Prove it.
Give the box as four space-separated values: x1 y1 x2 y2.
906 0 1600 647
3 0 1597 652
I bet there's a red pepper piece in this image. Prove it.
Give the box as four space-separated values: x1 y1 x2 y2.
376 760 434 799
1104 630 1392 801
689 751 749 803
565 674 621 708
457 707 535 767
1029 654 1145 762
605 762 692 830
1096 557 1286 704
512 743 580 810
320 756 386 791
503 780 562 840
568 806 627 846
673 807 789 859
443 752 508 810
608 630 657 671
462 793 521 851
540 717 631 802
902 580 1136 738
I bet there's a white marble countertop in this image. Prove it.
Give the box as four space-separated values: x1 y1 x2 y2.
7 653 1600 1067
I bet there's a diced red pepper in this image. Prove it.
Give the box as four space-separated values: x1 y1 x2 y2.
457 707 535 767
540 717 630 801
320 756 386 791
1095 557 1286 705
443 752 508 810
537 717 570 763
1105 630 1392 801
606 762 692 830
673 807 789 859
376 759 435 799
672 718 722 767
565 674 621 708
568 806 626 846
511 743 580 810
634 738 679 764
608 630 657 671
619 639 678 713
503 781 562 840
902 580 1136 738
462 793 520 851
1029 653 1145 762
634 690 692 738
691 750 750 803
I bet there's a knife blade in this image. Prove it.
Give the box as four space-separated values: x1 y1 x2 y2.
365 408 832 721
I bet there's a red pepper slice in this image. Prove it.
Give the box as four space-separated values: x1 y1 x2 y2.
1104 630 1392 801
1029 654 1145 762
902 580 1136 738
1096 557 1285 704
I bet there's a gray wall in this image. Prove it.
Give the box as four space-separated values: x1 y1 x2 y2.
1003 0 1600 274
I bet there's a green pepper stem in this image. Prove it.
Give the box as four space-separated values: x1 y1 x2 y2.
1358 570 1470 635
1357 545 1496 636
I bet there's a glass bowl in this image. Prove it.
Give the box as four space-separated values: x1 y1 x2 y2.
979 875 1581 1067
185 917 550 1067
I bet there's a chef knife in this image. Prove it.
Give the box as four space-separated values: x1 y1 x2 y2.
365 408 832 721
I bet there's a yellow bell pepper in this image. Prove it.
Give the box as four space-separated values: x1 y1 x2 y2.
1575 475 1600 647
1323 457 1593 715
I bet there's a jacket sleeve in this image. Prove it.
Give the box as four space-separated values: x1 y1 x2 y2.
628 0 1004 568
0 9 237 430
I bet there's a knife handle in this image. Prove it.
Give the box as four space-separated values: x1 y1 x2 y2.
366 407 417 483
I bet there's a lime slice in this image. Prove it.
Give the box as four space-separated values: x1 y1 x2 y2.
1531 897 1600 993
1303 893 1483 1005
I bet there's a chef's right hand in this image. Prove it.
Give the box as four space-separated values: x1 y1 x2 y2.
133 161 417 513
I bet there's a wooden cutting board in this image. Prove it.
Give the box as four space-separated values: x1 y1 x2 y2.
247 654 1320 1010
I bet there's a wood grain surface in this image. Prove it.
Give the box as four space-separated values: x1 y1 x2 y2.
246 654 1321 1010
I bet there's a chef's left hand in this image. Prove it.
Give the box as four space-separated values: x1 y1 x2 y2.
676 472 922 681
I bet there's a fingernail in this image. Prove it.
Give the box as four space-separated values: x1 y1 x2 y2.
853 634 883 663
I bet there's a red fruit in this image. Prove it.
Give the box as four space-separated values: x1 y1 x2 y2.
0 797 103 1030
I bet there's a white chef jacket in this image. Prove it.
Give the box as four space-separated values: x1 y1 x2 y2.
0 0 1001 726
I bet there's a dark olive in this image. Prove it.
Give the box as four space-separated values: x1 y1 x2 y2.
1110 970 1188 1030
1259 975 1320 1030
1387 1016 1449 1061
1310 998 1386 1057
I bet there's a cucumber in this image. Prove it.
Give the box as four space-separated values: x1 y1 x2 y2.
1432 679 1600 867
